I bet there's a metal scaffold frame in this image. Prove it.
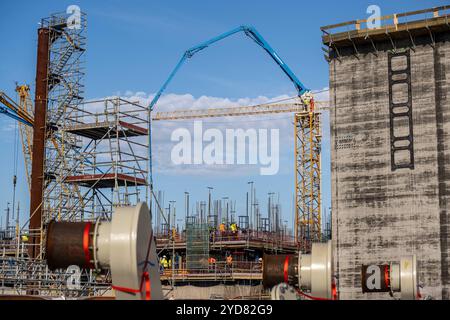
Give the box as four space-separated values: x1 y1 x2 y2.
0 257 111 297
0 11 150 298
62 97 150 220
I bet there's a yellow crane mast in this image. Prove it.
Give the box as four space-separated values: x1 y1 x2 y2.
295 101 322 249
15 85 34 192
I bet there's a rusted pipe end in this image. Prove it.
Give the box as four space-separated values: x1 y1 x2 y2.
46 221 93 270
262 254 297 288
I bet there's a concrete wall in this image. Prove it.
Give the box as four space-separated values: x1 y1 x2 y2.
329 34 450 299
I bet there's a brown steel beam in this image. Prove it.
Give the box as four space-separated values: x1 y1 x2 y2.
29 28 50 259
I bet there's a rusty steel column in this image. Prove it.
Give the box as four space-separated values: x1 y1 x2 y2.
29 27 50 259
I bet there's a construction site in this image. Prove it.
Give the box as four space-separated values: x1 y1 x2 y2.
0 2 449 301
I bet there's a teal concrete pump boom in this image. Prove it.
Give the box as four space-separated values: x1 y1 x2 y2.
149 25 310 110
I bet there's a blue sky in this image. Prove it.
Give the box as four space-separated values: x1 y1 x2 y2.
0 0 446 232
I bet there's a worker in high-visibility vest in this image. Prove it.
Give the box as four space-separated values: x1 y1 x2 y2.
161 255 168 269
230 223 238 233
219 223 226 232
208 257 216 271
302 92 314 111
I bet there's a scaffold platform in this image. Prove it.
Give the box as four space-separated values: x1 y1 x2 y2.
66 173 147 188
65 120 148 140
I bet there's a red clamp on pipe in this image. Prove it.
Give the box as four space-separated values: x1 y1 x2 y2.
332 280 338 300
295 288 332 301
111 285 140 294
112 271 151 300
143 272 151 300
82 222 94 269
283 256 289 283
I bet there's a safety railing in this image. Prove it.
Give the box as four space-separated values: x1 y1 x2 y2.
159 261 263 281
0 256 111 297
156 230 298 247
321 5 450 35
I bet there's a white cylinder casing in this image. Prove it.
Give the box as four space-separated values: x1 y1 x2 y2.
110 203 162 300
298 254 311 290
400 256 417 300
91 203 163 300
95 221 111 269
297 240 333 299
310 241 333 299
388 256 417 299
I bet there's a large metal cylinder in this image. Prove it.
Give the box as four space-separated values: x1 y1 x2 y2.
361 264 391 293
44 203 164 300
263 241 333 299
263 254 298 288
360 256 417 300
46 221 93 270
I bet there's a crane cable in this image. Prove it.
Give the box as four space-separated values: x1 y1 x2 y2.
12 118 19 223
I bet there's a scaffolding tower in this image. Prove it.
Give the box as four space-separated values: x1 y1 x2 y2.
63 97 150 218
27 11 88 260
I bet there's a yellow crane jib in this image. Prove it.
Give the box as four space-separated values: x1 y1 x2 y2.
0 91 34 126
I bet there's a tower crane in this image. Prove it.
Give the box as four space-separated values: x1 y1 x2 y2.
149 25 322 247
152 101 306 121
152 100 328 121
